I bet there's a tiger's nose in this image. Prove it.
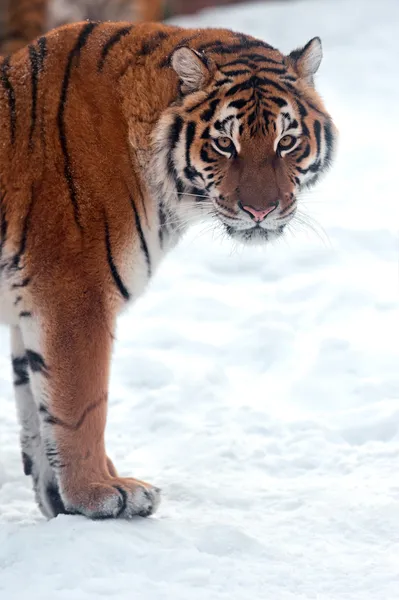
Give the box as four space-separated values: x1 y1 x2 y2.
238 201 278 223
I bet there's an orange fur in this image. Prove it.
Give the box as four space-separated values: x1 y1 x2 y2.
0 22 336 518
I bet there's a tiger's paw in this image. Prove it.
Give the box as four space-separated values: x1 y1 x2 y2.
62 476 161 520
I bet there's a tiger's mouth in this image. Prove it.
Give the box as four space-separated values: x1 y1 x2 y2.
211 194 294 245
223 223 286 245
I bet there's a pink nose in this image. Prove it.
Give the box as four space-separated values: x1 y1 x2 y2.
239 202 278 223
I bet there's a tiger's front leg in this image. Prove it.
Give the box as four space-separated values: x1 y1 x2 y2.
11 325 66 518
19 289 160 519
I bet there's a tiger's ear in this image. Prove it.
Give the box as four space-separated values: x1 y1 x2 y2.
288 37 323 86
171 47 214 94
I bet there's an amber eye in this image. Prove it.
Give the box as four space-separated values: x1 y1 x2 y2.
278 135 297 153
214 136 236 156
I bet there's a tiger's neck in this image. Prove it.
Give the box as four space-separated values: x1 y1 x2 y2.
113 26 210 255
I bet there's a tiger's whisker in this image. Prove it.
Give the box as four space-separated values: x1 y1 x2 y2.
176 192 213 199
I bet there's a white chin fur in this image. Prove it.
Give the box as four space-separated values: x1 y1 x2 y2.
223 224 285 246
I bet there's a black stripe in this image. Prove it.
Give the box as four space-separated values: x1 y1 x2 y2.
0 200 7 258
158 203 166 247
12 356 29 386
197 40 274 55
260 77 296 94
40 400 103 431
139 31 169 56
296 143 311 163
0 56 16 144
19 311 32 318
168 115 183 149
187 89 218 113
57 23 98 230
28 38 46 149
200 99 220 123
223 56 282 69
201 126 210 139
167 116 184 186
226 75 291 98
214 114 235 132
11 187 35 270
297 100 308 118
313 120 321 157
200 147 217 163
247 110 257 128
28 46 39 149
26 350 48 375
113 486 128 518
185 121 196 167
221 69 252 77
221 58 252 69
281 75 297 82
228 99 248 110
236 34 274 51
297 159 321 175
175 179 184 194
104 216 130 300
214 78 232 88
323 121 334 166
137 188 149 227
257 66 287 75
22 452 33 476
98 26 133 72
12 277 31 289
263 109 271 129
235 98 261 118
243 53 281 64
45 481 68 516
44 443 67 469
184 122 201 182
37 36 47 69
296 100 309 137
129 196 151 278
224 79 253 97
268 96 287 108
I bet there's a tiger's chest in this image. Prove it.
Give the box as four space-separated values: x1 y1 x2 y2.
115 211 181 313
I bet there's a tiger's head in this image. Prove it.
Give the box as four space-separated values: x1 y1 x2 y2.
153 33 337 245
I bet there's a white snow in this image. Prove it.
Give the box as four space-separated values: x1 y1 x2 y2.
1 0 399 598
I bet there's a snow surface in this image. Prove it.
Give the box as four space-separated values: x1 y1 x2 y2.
1 0 399 598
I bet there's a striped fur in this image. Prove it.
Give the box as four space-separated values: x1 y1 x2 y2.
0 22 337 519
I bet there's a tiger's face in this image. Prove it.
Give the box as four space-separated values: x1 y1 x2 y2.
154 36 337 245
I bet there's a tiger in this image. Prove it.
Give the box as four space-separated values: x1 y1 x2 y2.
0 19 337 520
0 0 164 54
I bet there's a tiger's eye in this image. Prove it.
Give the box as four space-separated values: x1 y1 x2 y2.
217 136 232 149
214 136 236 155
278 135 296 150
